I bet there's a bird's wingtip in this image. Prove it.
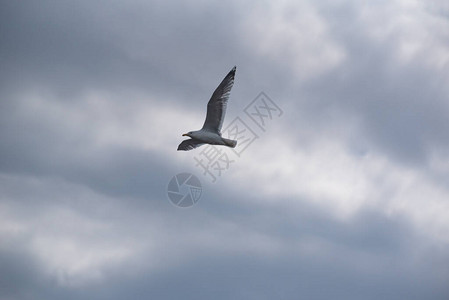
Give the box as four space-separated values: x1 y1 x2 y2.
228 66 236 77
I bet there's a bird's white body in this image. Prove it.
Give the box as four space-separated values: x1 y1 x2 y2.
186 130 236 148
189 130 226 145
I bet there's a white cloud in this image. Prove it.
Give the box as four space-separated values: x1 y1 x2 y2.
359 0 449 70
241 0 346 80
0 174 137 287
221 126 449 243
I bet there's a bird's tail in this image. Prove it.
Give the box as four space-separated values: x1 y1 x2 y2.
222 138 237 148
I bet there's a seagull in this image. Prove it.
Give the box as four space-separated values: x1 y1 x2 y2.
177 66 238 151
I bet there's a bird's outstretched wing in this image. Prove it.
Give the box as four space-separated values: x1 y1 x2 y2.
177 139 205 151
201 66 236 134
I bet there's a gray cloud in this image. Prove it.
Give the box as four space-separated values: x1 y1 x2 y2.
1 0 449 299
1 176 447 299
301 31 449 166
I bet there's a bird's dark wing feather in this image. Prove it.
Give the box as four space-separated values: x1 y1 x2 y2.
201 66 236 134
177 139 205 151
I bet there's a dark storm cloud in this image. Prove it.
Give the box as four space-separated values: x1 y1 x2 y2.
0 0 246 103
0 97 172 202
0 249 42 299
2 187 447 300
1 0 449 299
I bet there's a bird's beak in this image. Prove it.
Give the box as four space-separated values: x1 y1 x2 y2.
182 133 188 136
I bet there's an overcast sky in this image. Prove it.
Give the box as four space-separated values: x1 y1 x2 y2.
1 0 449 299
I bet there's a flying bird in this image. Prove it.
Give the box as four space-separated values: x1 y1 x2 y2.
177 66 238 151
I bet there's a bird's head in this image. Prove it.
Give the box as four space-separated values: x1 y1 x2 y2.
182 131 193 138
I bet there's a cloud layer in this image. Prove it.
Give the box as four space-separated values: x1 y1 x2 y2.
1 0 448 299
